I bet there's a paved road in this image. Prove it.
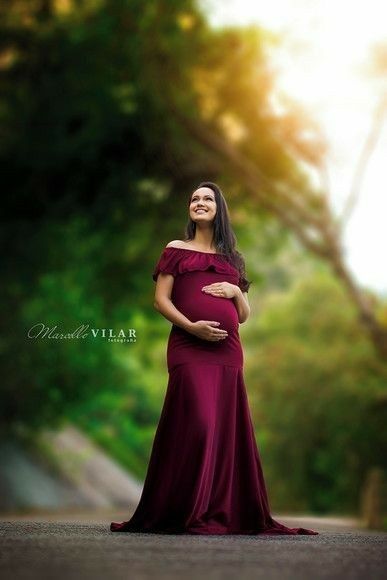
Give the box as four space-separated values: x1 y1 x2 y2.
0 513 386 580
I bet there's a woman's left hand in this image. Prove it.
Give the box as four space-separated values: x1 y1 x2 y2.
201 282 238 299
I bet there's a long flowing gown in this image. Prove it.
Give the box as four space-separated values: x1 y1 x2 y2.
110 246 318 535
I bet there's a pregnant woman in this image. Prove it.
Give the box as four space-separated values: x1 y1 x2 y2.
110 181 318 535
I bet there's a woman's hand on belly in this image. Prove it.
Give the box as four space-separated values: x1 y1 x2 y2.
201 281 238 299
186 320 229 342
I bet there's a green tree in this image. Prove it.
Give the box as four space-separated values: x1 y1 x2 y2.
244 271 387 513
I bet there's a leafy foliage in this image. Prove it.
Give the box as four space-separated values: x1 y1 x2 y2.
244 271 387 513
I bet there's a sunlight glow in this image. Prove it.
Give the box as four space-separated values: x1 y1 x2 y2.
202 0 387 295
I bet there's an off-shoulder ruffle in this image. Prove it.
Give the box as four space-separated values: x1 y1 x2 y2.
152 246 245 282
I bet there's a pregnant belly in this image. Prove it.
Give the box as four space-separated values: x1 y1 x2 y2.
174 294 239 334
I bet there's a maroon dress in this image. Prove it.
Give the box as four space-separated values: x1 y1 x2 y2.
110 247 318 535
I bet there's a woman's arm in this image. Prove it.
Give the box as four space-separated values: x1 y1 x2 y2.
154 273 193 331
232 286 251 324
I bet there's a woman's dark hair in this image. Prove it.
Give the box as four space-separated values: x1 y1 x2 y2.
184 181 252 293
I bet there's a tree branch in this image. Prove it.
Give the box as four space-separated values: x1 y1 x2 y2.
340 97 387 228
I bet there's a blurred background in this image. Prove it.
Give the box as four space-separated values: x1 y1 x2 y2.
0 0 386 529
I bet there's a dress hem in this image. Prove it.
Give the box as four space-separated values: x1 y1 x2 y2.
110 522 319 536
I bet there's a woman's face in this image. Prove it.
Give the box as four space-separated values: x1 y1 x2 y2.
189 187 217 223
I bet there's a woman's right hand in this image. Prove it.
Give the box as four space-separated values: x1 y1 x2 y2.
187 320 228 341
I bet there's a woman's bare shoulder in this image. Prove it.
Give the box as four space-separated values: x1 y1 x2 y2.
166 240 186 249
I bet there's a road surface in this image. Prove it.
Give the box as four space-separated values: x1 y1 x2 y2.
0 511 386 580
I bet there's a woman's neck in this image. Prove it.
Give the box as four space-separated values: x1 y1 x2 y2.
190 230 216 252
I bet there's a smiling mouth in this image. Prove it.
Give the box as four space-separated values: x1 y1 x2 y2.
195 209 208 213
